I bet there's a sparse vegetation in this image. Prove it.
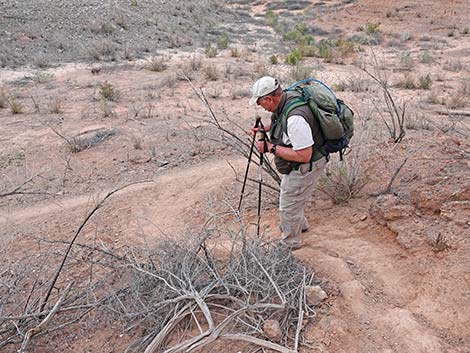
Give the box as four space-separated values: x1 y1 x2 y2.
32 71 55 83
216 33 230 49
8 97 24 114
98 82 120 102
145 55 168 72
49 98 64 114
396 74 417 89
288 65 312 83
0 89 7 108
205 45 218 58
418 74 432 90
364 22 381 34
318 154 369 203
204 64 219 81
419 52 435 64
270 54 278 65
285 48 303 65
429 233 449 252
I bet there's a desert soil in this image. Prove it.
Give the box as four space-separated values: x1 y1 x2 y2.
1 0 469 352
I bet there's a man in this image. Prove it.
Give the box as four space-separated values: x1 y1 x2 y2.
249 76 327 249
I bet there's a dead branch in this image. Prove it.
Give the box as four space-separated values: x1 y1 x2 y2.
19 282 73 353
40 181 150 313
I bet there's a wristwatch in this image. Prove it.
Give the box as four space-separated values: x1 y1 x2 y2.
270 144 277 155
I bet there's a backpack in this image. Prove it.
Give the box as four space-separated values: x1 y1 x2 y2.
283 78 354 159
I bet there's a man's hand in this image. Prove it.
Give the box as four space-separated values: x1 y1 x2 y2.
257 140 272 154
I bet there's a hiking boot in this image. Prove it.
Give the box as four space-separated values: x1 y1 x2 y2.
280 240 302 250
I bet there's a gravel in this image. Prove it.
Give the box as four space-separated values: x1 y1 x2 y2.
0 0 237 67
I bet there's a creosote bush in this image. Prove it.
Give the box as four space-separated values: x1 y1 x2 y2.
318 153 369 203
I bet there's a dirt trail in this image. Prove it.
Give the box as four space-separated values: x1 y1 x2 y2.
295 220 469 353
0 158 242 233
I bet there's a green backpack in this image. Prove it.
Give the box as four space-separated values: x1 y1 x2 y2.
283 78 354 159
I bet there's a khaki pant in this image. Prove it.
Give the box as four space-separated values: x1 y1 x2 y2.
279 158 326 246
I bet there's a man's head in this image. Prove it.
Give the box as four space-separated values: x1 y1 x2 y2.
249 76 283 112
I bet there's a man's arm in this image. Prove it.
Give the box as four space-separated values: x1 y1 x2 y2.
258 141 312 163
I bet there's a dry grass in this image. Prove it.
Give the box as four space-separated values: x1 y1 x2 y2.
8 97 24 114
145 55 168 72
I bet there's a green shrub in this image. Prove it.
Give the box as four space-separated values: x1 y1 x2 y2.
419 52 435 64
365 22 380 34
216 33 230 49
205 46 218 58
285 49 303 65
418 74 432 90
265 10 279 27
270 55 278 65
99 82 120 102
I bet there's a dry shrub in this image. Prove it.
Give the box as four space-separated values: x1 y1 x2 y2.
52 127 116 153
8 97 24 114
204 64 219 81
49 98 64 114
0 89 7 108
395 74 416 89
145 55 168 72
318 149 369 203
406 114 432 131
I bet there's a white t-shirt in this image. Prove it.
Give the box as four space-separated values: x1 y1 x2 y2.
282 115 314 150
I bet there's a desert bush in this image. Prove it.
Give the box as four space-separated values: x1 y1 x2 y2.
446 88 468 109
205 45 218 58
265 9 280 27
285 48 303 65
254 62 271 77
395 74 417 89
362 54 407 143
204 64 219 81
399 52 415 70
334 75 371 93
230 46 239 57
49 98 64 114
87 40 117 61
364 22 380 34
145 55 168 72
405 114 432 130
318 153 369 203
428 233 449 252
0 89 7 108
418 74 432 89
270 54 278 65
98 82 120 102
419 52 435 64
216 33 230 49
288 65 312 83
8 97 24 114
317 38 355 63
32 71 55 83
443 60 465 72
101 22 115 34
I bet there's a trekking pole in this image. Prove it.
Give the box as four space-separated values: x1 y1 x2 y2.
237 117 261 215
256 123 267 236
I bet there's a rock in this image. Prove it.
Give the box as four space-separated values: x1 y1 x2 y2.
305 285 328 305
263 319 282 340
440 200 470 226
370 194 415 224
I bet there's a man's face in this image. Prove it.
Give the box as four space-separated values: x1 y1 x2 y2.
257 95 276 112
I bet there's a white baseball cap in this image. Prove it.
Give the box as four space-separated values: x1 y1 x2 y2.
249 76 279 106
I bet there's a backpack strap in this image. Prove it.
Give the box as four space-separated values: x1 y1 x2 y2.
281 97 308 134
